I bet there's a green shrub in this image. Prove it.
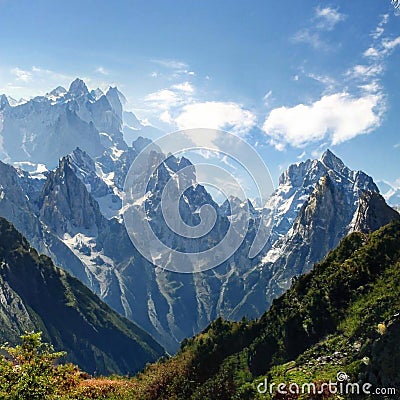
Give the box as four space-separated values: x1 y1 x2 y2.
0 331 75 400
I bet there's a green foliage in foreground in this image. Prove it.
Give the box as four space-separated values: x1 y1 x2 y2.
0 332 78 400
1 221 400 399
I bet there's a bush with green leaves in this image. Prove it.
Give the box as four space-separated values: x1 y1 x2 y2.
0 331 78 400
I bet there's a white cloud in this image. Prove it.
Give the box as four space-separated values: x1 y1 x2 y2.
364 47 380 58
171 81 194 93
160 110 173 124
150 59 195 79
263 90 273 105
11 67 32 82
143 81 196 114
95 66 109 75
307 72 336 90
297 151 306 159
292 30 325 49
152 59 188 70
262 92 384 150
293 6 346 49
144 89 181 110
371 14 389 39
359 81 381 94
175 101 256 135
348 64 384 79
382 36 400 51
315 6 346 31
311 148 325 159
31 66 73 82
276 12 398 152
347 20 400 90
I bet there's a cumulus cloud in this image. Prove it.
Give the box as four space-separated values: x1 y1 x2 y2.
262 92 383 150
175 101 256 135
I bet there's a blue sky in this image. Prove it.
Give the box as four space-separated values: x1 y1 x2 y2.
0 0 399 188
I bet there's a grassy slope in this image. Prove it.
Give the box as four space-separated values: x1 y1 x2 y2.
123 220 400 399
0 217 165 375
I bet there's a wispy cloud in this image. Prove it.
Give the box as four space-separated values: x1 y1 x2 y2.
315 6 347 31
95 66 109 75
297 151 306 159
263 90 273 106
347 64 384 78
150 59 196 80
151 59 188 70
371 14 389 39
293 6 346 49
292 30 325 50
382 36 400 52
307 71 337 92
11 67 32 82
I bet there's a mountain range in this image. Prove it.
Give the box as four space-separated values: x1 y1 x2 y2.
0 79 399 361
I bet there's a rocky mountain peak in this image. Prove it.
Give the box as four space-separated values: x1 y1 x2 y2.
0 94 10 110
105 87 124 121
48 86 67 97
320 149 346 172
68 78 89 97
351 191 400 234
67 147 96 172
132 136 152 153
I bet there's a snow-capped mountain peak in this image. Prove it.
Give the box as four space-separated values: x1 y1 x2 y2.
68 78 89 97
320 148 346 172
48 86 67 97
265 150 378 244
